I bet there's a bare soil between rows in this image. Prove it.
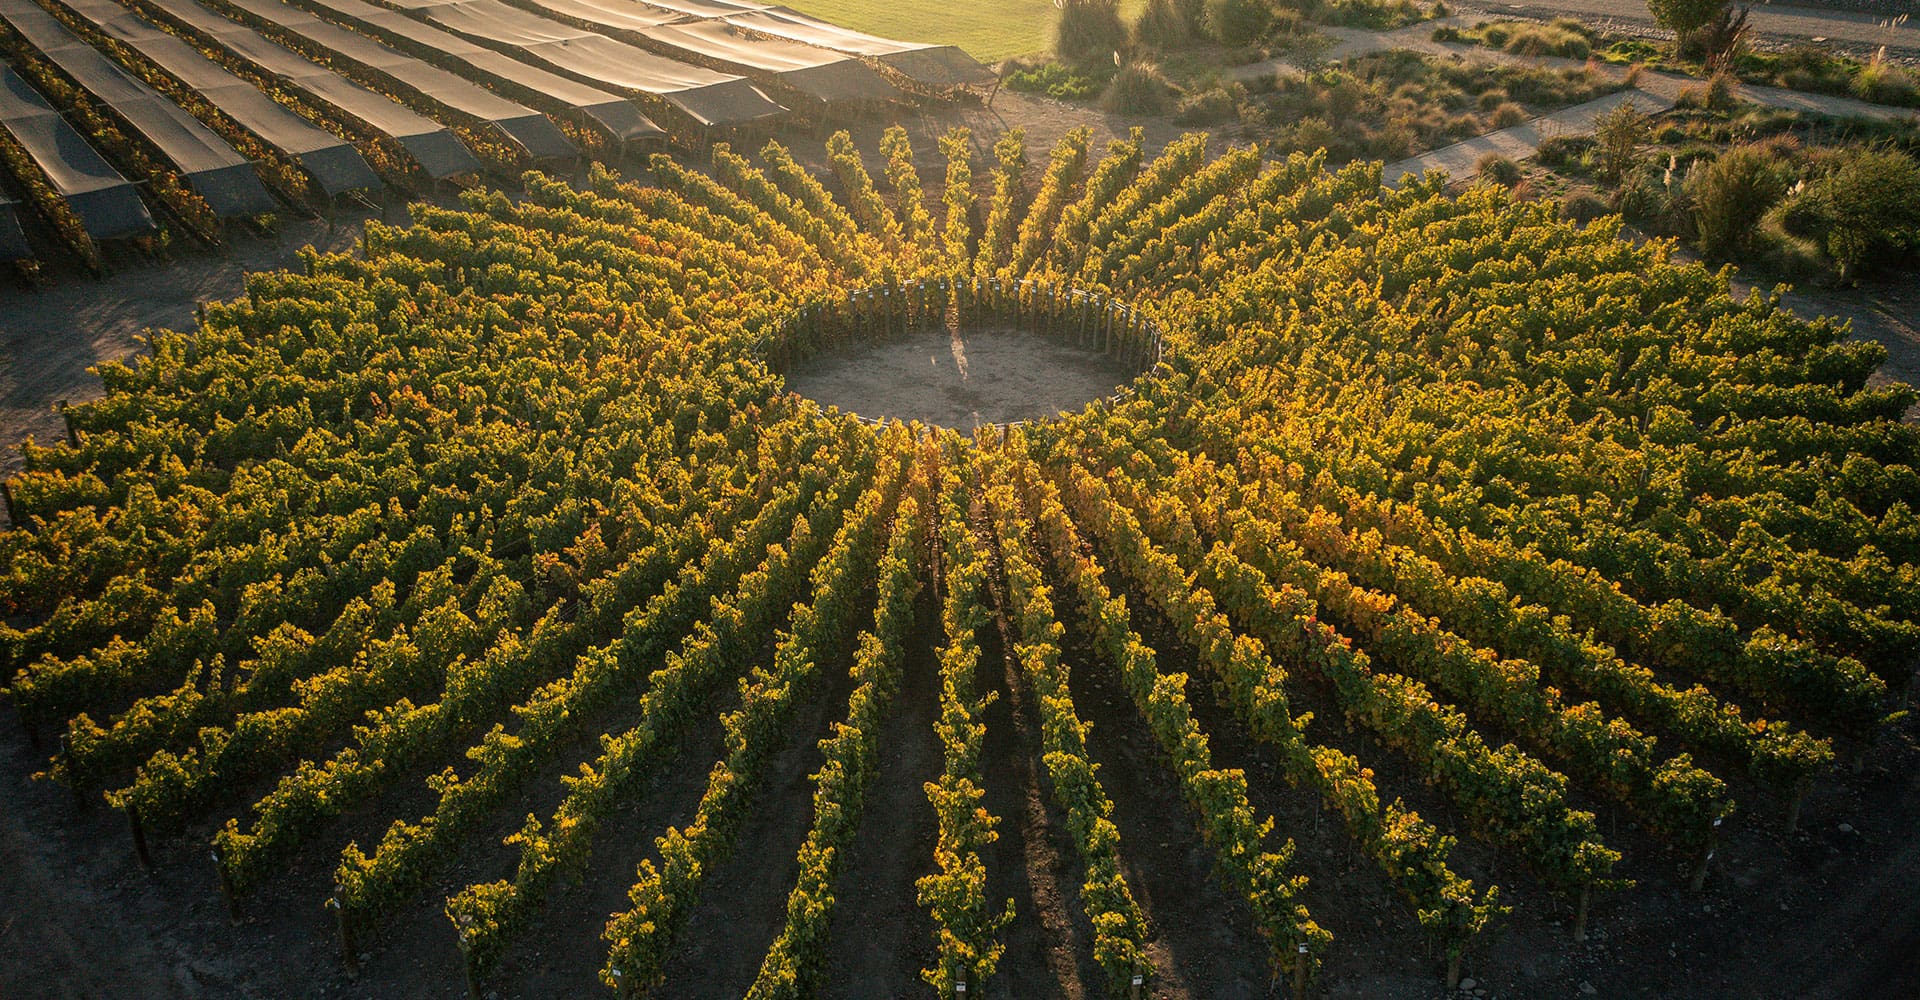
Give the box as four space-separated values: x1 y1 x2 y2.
4 624 1920 1000
783 326 1143 431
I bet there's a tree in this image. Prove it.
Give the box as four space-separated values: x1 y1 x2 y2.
1646 0 1728 42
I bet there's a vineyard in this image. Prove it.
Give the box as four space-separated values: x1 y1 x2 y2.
3 125 1919 999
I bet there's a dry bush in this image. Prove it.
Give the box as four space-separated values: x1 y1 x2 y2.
1477 152 1524 187
1056 0 1130 63
1102 61 1177 115
1491 101 1529 127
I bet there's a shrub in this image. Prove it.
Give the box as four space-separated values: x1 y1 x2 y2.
1174 85 1241 124
1787 148 1920 279
1006 61 1108 100
1285 115 1338 153
1614 161 1678 229
1102 62 1176 115
1477 153 1524 187
1205 0 1272 46
1501 23 1591 59
1133 0 1194 49
1536 134 1596 171
1648 0 1729 45
1365 123 1417 160
1689 3 1751 68
1559 190 1611 223
1604 39 1663 63
1055 0 1130 64
1686 144 1791 259
1774 44 1852 95
1490 101 1528 127
1754 202 1827 280
1705 69 1738 111
1592 99 1652 181
1323 0 1423 30
1267 7 1313 43
1853 61 1919 107
1499 65 1596 106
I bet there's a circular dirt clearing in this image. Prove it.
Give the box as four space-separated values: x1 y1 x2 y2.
784 326 1142 429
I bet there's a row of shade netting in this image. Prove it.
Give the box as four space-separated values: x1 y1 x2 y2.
0 60 155 242
0 0 276 216
57 0 379 195
0 0 993 260
221 0 576 159
141 0 482 178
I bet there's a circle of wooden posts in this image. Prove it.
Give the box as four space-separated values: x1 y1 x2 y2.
768 275 1167 431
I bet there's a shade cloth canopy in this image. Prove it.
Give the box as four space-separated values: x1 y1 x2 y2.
388 0 785 126
225 0 574 159
580 0 993 86
634 18 900 104
144 0 481 177
630 0 772 17
58 0 377 195
295 0 659 141
724 7 994 87
0 0 276 215
0 62 155 239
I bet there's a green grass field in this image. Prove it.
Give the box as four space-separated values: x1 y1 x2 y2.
783 0 1148 63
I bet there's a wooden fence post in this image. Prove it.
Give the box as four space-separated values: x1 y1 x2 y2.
330 894 359 976
60 734 85 810
1 480 20 533
127 804 152 869
212 849 241 924
1689 817 1721 891
1786 777 1812 833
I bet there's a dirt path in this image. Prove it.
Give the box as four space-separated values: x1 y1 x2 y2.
0 728 198 1000
488 696 736 999
653 634 862 999
819 600 944 999
971 497 1103 1000
1384 86 1680 185
1051 594 1281 1000
1459 0 1920 58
